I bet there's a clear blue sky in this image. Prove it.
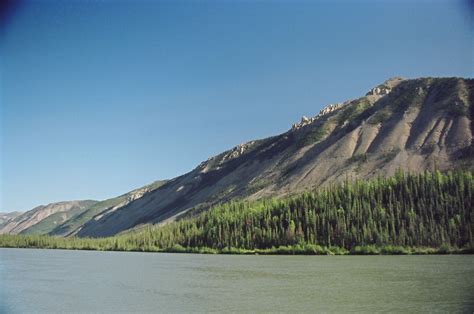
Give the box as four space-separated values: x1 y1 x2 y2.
1 0 472 212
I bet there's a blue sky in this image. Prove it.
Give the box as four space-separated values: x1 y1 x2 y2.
1 0 472 212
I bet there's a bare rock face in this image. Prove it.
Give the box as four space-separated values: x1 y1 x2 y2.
53 77 474 238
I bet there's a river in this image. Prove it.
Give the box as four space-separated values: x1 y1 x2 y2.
1 248 473 313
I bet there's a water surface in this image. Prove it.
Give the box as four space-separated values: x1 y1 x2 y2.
1 248 473 313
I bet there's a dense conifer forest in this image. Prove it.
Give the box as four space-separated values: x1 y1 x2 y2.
1 170 473 255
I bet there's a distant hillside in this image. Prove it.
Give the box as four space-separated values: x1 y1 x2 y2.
49 180 167 236
0 212 22 229
72 76 474 237
20 204 95 235
0 181 167 236
0 201 97 235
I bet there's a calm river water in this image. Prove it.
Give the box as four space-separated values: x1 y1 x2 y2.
0 248 473 313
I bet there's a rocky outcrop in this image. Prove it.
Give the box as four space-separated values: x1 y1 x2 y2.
366 85 392 96
292 115 315 130
222 142 256 162
366 77 405 96
198 141 257 173
318 103 346 116
292 103 348 130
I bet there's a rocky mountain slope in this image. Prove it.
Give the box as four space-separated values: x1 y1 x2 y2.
0 201 97 235
49 180 167 236
73 77 474 237
0 180 167 236
0 212 22 229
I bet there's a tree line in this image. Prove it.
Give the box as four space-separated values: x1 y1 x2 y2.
1 170 473 254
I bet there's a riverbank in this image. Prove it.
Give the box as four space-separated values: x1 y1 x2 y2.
1 235 473 255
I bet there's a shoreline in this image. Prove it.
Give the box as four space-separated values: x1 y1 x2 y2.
1 243 473 255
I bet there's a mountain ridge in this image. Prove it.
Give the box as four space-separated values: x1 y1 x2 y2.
2 76 472 238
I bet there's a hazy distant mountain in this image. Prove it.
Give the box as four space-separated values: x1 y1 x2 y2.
0 180 167 236
73 77 473 237
49 180 167 236
0 201 97 235
0 212 23 229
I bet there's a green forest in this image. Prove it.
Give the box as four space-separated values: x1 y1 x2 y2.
1 170 473 255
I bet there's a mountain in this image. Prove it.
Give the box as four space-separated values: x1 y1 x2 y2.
0 180 167 236
0 201 97 235
0 212 22 229
73 77 474 237
49 180 167 236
